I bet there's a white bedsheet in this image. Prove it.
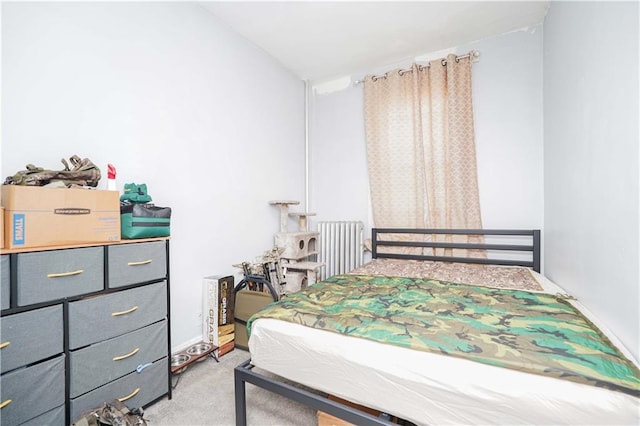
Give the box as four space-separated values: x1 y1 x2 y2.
248 272 639 425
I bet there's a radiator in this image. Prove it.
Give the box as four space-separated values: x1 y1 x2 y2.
317 221 364 280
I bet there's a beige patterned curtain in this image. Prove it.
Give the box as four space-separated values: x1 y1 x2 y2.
363 53 483 255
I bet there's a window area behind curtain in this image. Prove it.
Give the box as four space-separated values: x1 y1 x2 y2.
363 53 483 256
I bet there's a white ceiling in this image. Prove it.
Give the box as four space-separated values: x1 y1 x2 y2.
200 1 550 83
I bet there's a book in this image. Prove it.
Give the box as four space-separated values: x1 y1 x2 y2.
202 275 235 356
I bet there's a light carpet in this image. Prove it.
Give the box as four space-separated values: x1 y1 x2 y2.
143 348 318 426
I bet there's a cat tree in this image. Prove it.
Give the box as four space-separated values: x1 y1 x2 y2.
269 200 324 293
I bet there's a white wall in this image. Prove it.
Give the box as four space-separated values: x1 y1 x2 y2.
309 25 544 237
1 2 306 351
308 83 370 228
543 1 639 360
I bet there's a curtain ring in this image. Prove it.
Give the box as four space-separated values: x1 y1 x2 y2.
441 58 447 66
455 56 460 63
398 69 405 76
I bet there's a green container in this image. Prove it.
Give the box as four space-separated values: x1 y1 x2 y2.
234 290 274 351
120 203 171 239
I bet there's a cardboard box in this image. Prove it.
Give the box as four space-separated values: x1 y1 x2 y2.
1 185 120 249
203 275 235 357
317 395 402 426
317 411 353 426
1 207 4 249
317 395 383 426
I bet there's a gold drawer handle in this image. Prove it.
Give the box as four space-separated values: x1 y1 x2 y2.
112 306 138 316
113 347 140 361
0 341 10 350
128 260 152 266
0 399 12 409
47 269 83 278
117 387 140 402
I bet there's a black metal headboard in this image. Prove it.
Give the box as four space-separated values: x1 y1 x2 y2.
371 228 541 273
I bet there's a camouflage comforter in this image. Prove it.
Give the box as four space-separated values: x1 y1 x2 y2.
248 274 640 397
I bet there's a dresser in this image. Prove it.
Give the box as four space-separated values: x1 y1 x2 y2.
0 239 171 425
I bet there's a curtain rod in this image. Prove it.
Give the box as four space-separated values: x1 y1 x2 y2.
354 50 480 85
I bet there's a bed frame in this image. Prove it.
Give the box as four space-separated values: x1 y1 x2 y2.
234 359 395 425
372 228 541 272
234 228 542 425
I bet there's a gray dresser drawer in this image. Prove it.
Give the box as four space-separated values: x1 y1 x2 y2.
1 255 9 311
1 305 63 373
0 355 65 426
108 241 166 288
70 357 168 421
68 282 167 349
17 247 103 306
70 319 168 397
21 404 65 426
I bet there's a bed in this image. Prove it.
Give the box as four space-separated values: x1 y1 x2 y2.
234 229 639 425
